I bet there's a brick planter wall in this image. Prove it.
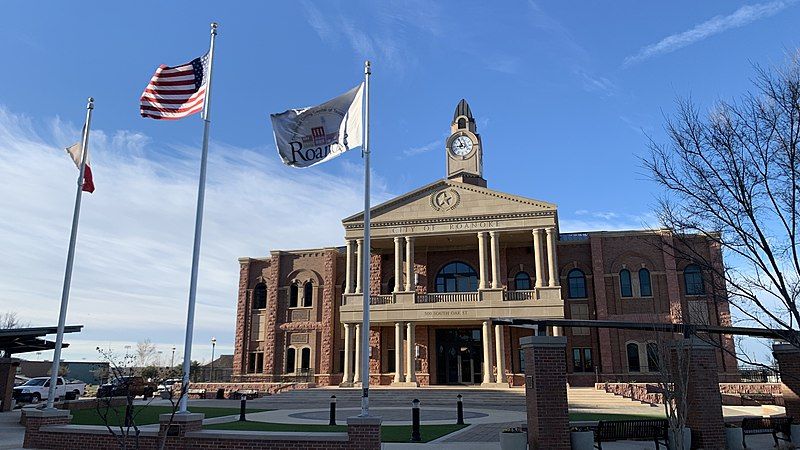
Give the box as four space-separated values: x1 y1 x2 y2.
23 410 382 450
521 335 570 450
773 343 800 421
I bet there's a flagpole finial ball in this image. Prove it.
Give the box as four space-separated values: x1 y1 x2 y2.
211 22 218 32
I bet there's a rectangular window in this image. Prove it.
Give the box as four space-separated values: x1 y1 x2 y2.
339 350 345 373
569 304 590 335
247 352 263 373
519 348 526 373
388 349 396 372
256 353 264 373
572 347 593 372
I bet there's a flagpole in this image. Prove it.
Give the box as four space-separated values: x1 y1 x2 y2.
46 97 93 410
178 22 218 414
360 60 371 417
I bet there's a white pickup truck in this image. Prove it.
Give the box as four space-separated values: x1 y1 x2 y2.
12 376 86 404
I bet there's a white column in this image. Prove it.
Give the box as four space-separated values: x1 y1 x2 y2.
353 323 362 383
489 231 501 289
482 320 494 383
546 227 559 287
393 237 403 293
478 232 488 289
345 240 354 294
343 323 353 383
533 229 544 288
355 238 364 294
494 324 506 384
406 322 416 382
405 236 415 292
394 322 404 383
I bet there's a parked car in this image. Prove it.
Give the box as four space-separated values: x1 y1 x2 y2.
96 376 156 399
12 377 86 404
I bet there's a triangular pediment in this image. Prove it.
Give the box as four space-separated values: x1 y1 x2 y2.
342 179 556 226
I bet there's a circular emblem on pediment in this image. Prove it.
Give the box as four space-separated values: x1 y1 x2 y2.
430 188 461 212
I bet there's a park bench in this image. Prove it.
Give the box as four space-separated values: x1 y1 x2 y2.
741 417 793 448
187 388 207 399
594 419 668 449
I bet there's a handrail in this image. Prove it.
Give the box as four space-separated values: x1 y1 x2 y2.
369 294 394 305
505 290 535 301
416 292 480 303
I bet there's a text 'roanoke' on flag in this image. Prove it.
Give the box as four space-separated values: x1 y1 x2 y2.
140 53 209 120
270 83 364 168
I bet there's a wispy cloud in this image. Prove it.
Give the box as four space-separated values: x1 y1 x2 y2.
403 139 440 157
624 0 797 67
561 210 657 232
574 69 618 97
0 105 391 361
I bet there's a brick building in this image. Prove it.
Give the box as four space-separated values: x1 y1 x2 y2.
231 99 738 387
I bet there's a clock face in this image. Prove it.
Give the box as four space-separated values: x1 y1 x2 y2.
450 135 473 156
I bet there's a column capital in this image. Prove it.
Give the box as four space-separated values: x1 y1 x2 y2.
546 227 556 234
489 230 498 237
405 235 415 243
478 231 488 237
343 322 351 329
356 238 364 244
393 236 403 243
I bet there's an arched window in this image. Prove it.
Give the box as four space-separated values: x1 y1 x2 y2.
435 262 478 293
646 342 660 372
514 272 531 290
457 117 466 129
639 269 652 297
567 269 587 299
252 282 267 309
289 283 299 308
285 348 296 373
300 348 311 371
619 269 632 298
627 343 641 372
303 281 313 307
684 264 704 295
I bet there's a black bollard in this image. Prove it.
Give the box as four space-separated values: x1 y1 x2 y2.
239 395 247 421
456 394 464 425
329 395 337 426
411 398 421 442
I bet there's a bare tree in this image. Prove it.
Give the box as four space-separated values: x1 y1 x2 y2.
95 347 185 450
135 339 157 367
0 311 27 329
644 52 800 353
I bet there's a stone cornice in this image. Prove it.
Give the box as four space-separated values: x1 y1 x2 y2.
344 210 556 230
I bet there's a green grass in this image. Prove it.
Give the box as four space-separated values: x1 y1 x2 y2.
568 412 665 421
71 406 268 426
204 421 468 443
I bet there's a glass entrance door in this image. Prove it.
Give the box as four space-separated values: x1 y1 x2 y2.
435 328 482 384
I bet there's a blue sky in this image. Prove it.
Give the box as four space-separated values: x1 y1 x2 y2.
1 1 798 363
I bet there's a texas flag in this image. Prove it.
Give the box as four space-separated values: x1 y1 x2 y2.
66 142 95 193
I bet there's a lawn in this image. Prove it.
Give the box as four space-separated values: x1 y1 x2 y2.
71 406 268 426
204 421 468 443
568 412 665 421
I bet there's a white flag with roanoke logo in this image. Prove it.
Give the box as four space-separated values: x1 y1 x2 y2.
271 83 364 168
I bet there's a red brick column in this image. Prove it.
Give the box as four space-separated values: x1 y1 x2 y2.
319 250 337 384
0 358 20 412
773 343 800 420
23 409 71 448
672 338 725 449
264 252 282 379
232 259 250 378
521 335 570 450
590 236 614 376
347 416 382 450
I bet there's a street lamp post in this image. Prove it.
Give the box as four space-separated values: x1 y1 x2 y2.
171 346 176 368
210 337 217 383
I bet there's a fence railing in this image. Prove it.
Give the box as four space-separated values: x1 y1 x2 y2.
505 290 535 301
739 368 780 383
416 292 480 303
278 369 314 383
560 232 589 242
369 294 394 305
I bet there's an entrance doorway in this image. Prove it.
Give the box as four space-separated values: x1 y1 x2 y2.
435 328 483 385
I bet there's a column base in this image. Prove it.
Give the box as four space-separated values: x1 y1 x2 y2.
480 382 510 388
391 381 419 387
339 382 355 388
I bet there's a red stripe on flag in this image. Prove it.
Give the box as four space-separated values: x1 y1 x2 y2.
82 165 95 193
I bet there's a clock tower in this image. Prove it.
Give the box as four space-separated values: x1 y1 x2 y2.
446 99 485 187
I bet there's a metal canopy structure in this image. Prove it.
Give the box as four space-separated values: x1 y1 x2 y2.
0 325 83 356
493 318 799 341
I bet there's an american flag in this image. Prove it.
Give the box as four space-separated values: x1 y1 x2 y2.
140 53 209 120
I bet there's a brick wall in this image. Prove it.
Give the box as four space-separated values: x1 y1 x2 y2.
522 336 570 450
24 411 381 450
773 343 800 420
675 340 725 450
